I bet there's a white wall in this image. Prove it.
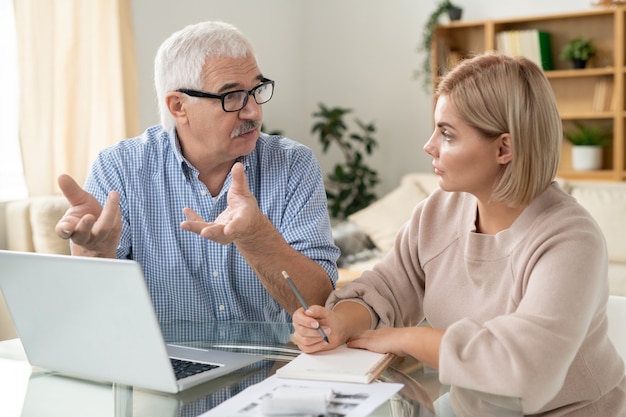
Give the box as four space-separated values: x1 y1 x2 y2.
131 0 595 195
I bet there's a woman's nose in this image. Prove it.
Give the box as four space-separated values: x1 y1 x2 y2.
423 133 437 157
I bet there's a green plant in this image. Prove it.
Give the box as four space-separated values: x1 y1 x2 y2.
311 103 379 219
416 0 463 92
559 37 597 61
564 121 611 146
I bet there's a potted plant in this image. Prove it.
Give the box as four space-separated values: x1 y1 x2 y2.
564 121 611 170
311 103 379 219
559 37 597 69
416 0 464 91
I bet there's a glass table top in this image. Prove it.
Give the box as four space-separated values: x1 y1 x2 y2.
0 321 522 417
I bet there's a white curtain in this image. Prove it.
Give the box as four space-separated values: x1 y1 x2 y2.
14 0 139 196
0 0 26 201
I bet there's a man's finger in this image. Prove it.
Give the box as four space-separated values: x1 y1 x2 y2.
91 191 121 236
57 174 90 206
229 162 250 196
182 207 204 222
56 216 79 239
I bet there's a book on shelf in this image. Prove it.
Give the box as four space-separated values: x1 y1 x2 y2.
496 29 553 71
605 78 615 111
275 344 396 384
436 36 451 76
448 50 463 69
592 78 615 112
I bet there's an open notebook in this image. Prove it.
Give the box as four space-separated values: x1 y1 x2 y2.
275 344 395 383
0 250 263 394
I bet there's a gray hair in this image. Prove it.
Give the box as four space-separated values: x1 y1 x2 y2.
154 21 256 131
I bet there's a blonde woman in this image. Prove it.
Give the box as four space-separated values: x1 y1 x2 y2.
292 52 626 416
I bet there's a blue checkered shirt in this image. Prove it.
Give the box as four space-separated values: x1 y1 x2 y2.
84 126 339 323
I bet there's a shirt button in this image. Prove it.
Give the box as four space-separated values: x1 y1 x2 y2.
219 305 225 311
201 190 207 196
212 270 219 277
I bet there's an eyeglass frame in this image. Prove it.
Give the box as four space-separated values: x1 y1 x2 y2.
176 78 275 112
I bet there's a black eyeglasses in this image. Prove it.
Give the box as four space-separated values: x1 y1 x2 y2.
177 78 275 112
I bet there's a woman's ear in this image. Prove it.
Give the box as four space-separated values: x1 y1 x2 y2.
166 92 189 125
496 133 513 165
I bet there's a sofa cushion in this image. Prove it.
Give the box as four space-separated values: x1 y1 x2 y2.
569 181 626 263
29 196 71 255
5 199 35 252
348 173 431 253
405 173 441 195
5 196 71 255
608 263 626 297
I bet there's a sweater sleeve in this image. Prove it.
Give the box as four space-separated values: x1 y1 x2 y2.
326 201 429 328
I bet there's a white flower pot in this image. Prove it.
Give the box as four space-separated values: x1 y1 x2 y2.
572 146 603 171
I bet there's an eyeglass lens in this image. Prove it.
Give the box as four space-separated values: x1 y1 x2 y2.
223 82 273 111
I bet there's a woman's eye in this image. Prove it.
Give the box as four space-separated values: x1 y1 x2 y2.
442 130 453 140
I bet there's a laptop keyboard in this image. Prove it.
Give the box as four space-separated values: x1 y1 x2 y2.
170 358 220 380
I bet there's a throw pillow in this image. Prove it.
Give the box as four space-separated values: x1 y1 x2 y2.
348 174 430 253
29 196 71 255
570 182 626 263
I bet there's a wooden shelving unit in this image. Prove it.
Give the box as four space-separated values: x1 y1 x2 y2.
433 7 626 181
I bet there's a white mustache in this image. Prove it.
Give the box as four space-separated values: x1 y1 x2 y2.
231 121 261 138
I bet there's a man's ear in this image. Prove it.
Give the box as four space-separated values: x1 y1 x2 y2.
496 133 513 165
166 92 189 125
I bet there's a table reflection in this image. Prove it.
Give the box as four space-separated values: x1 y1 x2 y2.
160 321 295 347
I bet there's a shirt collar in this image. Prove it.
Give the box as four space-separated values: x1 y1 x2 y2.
169 128 255 178
169 129 188 166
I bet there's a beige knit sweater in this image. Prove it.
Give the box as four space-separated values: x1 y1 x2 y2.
328 183 626 416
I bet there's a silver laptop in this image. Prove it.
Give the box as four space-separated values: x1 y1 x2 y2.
0 250 264 394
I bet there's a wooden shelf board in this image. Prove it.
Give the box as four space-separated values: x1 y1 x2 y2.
546 68 615 78
557 170 618 181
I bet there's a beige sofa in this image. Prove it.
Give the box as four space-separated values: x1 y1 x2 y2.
336 173 626 297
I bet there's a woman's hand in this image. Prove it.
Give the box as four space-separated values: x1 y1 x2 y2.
291 305 346 353
348 328 411 356
349 326 445 369
292 301 374 353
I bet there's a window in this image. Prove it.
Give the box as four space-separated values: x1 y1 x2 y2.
0 0 27 201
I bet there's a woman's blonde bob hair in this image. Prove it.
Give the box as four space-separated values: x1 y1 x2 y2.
436 52 562 207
